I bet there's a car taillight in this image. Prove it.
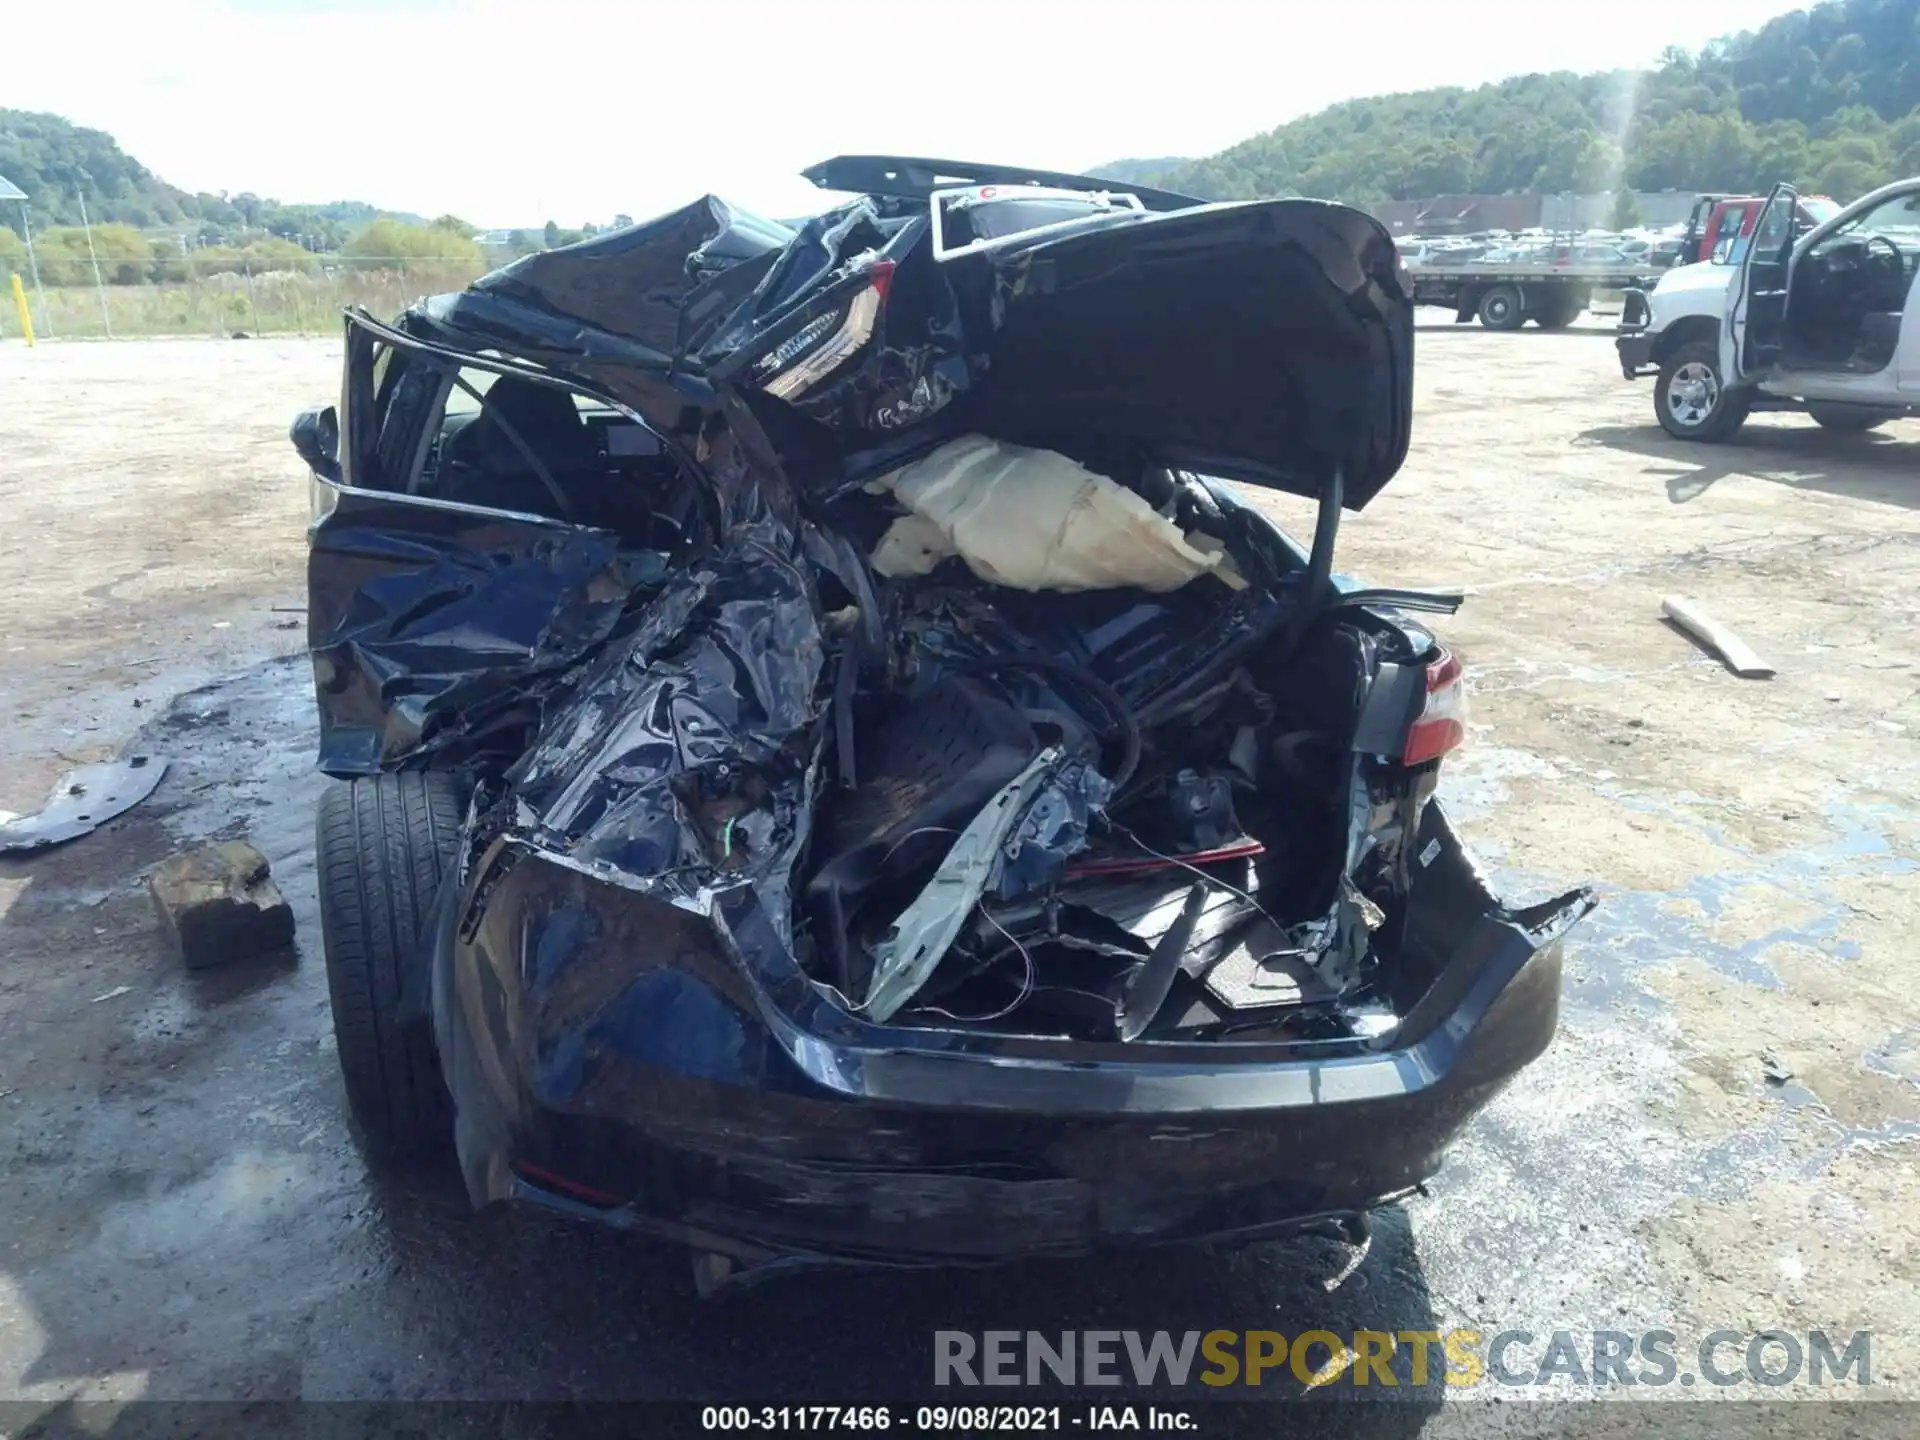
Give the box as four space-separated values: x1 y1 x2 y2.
757 260 895 401
1403 648 1467 764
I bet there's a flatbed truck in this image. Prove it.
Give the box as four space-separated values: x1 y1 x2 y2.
1404 258 1664 329
1402 193 1839 330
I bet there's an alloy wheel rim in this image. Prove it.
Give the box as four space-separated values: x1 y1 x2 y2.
1667 361 1719 427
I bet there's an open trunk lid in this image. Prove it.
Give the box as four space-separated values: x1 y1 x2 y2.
951 196 1413 507
409 160 1414 509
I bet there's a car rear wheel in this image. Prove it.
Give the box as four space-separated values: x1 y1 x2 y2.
316 771 464 1161
1808 403 1898 433
1655 343 1750 442
1477 285 1524 331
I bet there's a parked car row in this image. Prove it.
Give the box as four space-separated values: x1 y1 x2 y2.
1399 225 1689 271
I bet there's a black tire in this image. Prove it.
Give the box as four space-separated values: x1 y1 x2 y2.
1533 295 1584 329
1808 403 1897 433
1477 285 1525 331
1654 341 1750 442
316 771 464 1160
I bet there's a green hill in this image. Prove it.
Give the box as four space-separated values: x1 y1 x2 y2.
0 109 424 246
1106 0 1920 206
0 110 187 227
1088 157 1190 187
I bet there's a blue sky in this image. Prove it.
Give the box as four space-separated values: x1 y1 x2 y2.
10 0 1810 226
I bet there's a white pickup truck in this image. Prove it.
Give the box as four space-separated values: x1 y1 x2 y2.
1616 179 1920 441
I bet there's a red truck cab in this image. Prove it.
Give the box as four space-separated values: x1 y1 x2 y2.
1677 193 1839 266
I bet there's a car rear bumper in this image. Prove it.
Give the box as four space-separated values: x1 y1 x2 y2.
432 805 1593 1268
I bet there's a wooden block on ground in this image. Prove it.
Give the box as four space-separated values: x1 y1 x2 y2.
150 840 295 969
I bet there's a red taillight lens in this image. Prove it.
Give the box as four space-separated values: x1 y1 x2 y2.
1402 648 1467 765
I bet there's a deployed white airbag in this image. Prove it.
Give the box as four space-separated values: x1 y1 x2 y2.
868 434 1243 593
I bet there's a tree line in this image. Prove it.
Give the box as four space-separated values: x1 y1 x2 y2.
1110 0 1920 208
0 111 422 243
0 215 491 286
0 108 623 279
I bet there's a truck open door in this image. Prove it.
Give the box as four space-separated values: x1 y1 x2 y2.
1678 196 1715 267
1723 184 1797 388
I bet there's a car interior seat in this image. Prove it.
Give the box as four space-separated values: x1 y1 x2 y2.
441 377 597 519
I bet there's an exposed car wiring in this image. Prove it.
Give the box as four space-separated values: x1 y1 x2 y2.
910 909 1038 1024
879 824 961 870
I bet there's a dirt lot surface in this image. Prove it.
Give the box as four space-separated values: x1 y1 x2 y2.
1 330 1916 1431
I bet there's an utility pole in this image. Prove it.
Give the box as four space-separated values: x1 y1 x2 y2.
76 190 114 338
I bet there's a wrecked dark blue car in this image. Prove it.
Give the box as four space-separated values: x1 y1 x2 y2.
290 157 1594 1285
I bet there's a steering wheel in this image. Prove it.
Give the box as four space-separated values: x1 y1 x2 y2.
1865 234 1905 284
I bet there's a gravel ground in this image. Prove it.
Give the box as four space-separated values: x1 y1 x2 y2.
0 328 1916 1432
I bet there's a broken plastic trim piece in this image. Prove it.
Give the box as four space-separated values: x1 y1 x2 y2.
1116 881 1209 1041
863 746 1065 1022
0 755 169 853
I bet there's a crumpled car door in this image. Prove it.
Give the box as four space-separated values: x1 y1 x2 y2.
304 316 634 774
